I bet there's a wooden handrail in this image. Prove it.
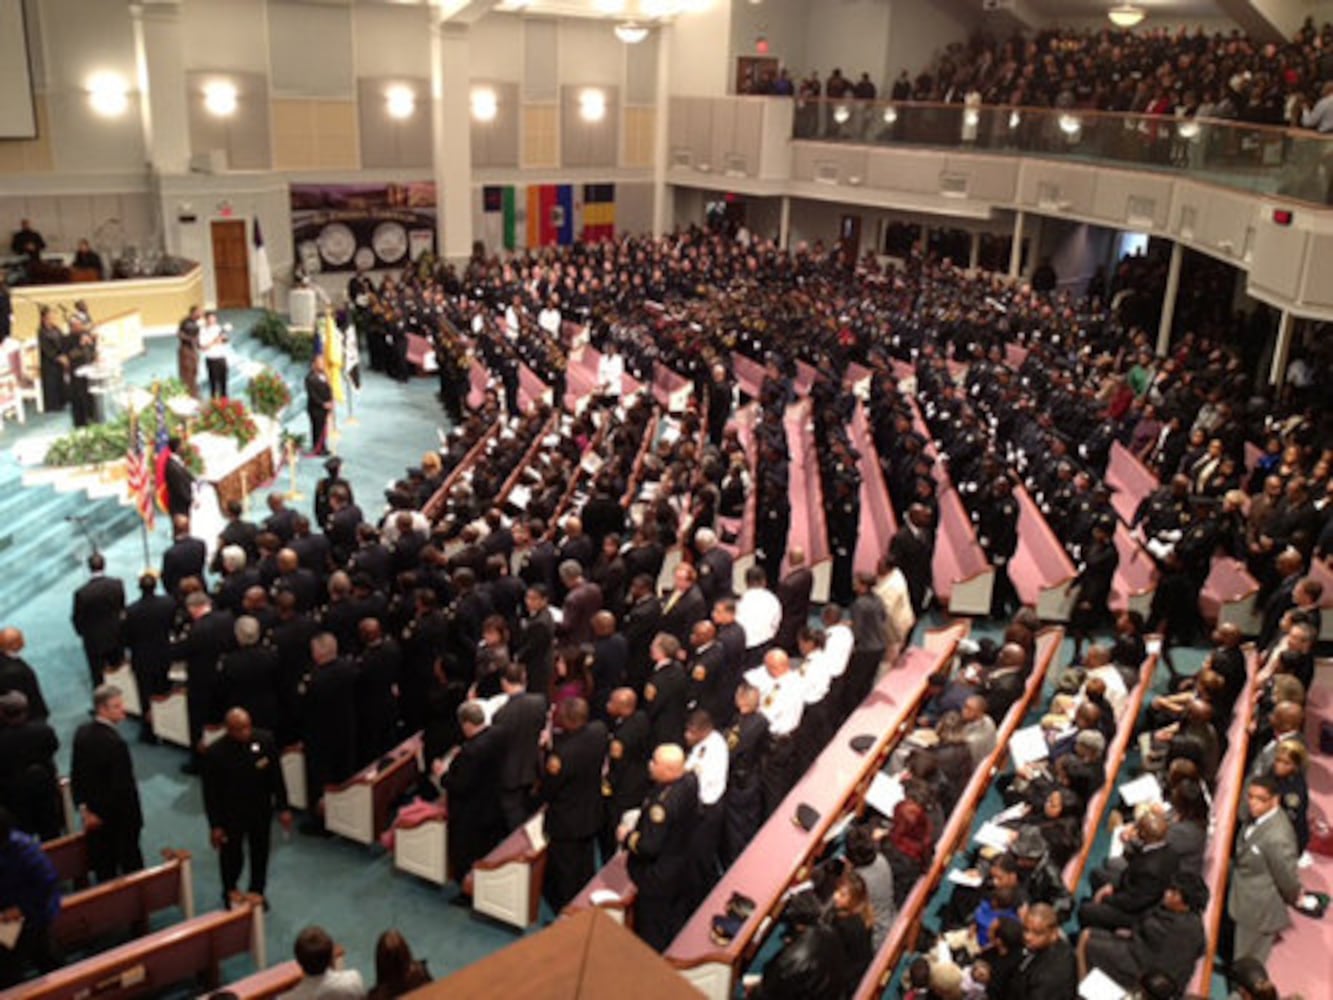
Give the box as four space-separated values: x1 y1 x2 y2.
620 410 661 509
421 421 501 522
496 409 560 507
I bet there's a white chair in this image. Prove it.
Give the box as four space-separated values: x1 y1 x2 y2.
0 370 21 426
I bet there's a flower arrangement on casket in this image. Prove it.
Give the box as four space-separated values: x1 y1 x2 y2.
196 397 260 449
246 367 292 418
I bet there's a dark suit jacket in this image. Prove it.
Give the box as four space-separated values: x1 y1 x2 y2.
1007 938 1078 1000
775 568 813 652
164 454 195 519
443 725 506 874
622 595 662 692
560 581 603 645
0 654 49 721
660 585 707 646
889 525 934 612
162 536 207 595
70 719 142 831
493 692 548 791
541 721 609 841
515 608 556 695
1108 843 1178 915
645 660 688 748
73 575 126 659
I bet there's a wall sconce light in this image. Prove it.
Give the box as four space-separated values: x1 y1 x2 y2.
614 22 649 44
386 85 415 120
1058 114 1082 136
203 80 238 117
832 105 850 125
471 87 498 122
87 71 129 117
579 89 607 123
1008 110 1022 129
882 106 898 125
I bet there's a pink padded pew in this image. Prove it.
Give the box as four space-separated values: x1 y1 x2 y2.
323 732 423 846
849 402 899 577
517 362 551 411
561 850 638 927
1199 555 1261 635
1004 343 1028 369
852 627 1065 1000
844 362 872 398
783 399 831 601
406 333 435 374
665 624 970 1000
731 354 768 400
794 359 818 396
652 366 691 412
1011 484 1077 620
465 811 549 930
1109 522 1158 618
1192 646 1260 995
1310 555 1333 642
1107 441 1160 525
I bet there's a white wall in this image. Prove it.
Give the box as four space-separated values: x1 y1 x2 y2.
668 1 733 98
181 0 269 74
558 19 625 89
885 0 974 87
729 0 809 79
470 13 526 85
802 0 892 89
352 3 432 80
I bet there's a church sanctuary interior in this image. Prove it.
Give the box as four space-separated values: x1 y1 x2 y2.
3 0 1333 997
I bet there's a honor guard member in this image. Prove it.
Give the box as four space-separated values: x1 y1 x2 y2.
201 708 291 905
643 633 688 749
720 683 769 866
539 697 608 914
600 688 652 862
683 709 729 907
745 648 805 819
622 744 699 951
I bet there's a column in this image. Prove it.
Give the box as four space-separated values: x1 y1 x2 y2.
1008 211 1025 278
917 224 930 257
651 25 672 237
431 20 474 262
1155 241 1183 356
968 230 982 271
1268 310 1295 387
130 2 191 174
778 196 791 249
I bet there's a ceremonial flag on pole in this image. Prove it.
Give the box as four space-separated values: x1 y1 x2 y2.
253 219 273 296
315 311 344 404
125 408 155 529
153 393 172 513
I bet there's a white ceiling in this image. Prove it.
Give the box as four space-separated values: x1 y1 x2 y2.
1026 0 1226 19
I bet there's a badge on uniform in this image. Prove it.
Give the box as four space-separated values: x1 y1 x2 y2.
546 755 562 775
649 803 667 823
644 683 657 702
609 739 624 760
691 664 707 682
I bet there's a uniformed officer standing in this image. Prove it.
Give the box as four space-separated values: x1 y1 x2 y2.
720 683 769 866
643 633 688 749
600 688 651 862
976 476 1020 619
622 744 700 951
683 709 728 908
201 707 291 904
745 648 805 819
539 698 607 914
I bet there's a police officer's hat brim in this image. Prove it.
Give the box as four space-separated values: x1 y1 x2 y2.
849 734 876 754
793 803 821 832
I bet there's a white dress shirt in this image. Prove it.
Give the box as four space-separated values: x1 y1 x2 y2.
744 666 804 737
737 587 782 649
597 351 625 398
538 307 563 337
798 649 832 705
823 622 854 679
686 729 729 806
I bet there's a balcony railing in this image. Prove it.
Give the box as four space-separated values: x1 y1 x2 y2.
791 98 1333 206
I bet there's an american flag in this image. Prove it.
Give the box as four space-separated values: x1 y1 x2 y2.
153 393 171 513
125 409 155 528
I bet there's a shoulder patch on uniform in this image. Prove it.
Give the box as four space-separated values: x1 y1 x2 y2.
546 755 562 775
649 803 667 823
691 664 707 682
644 683 657 702
609 739 624 760
726 729 740 750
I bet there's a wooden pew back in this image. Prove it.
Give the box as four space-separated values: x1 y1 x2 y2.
52 851 194 952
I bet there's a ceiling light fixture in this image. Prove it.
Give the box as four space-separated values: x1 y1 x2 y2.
203 80 238 117
615 22 649 44
87 71 129 118
579 89 607 123
470 87 498 122
386 85 415 120
1107 4 1145 28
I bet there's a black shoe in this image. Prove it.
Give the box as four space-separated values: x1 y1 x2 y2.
449 893 472 908
139 729 159 746
179 761 199 776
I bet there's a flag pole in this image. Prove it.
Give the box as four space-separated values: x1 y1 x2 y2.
139 517 151 572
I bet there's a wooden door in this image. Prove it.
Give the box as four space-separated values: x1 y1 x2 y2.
839 214 862 268
735 56 779 95
211 220 250 309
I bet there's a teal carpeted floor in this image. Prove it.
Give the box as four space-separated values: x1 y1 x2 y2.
0 314 524 985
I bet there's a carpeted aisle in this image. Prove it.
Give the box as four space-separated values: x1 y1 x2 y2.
0 315 522 985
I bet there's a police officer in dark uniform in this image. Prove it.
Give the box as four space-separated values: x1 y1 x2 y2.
201 707 291 904
976 475 1020 619
685 620 729 725
600 687 651 862
644 633 688 749
539 697 607 914
623 744 700 951
314 457 352 530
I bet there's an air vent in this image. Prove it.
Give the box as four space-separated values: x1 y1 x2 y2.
1126 196 1156 228
814 162 840 185
940 173 968 198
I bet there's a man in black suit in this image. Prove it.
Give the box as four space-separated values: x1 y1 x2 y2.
983 642 1029 723
161 515 207 597
263 493 298 544
1014 903 1078 999
600 687 651 862
1079 811 1179 931
163 437 195 519
217 616 280 735
622 744 700 951
173 591 236 773
539 697 608 913
289 516 332 578
354 618 401 764
559 560 603 646
0 692 61 840
202 707 291 903
272 548 320 613
313 456 352 529
695 528 734 606
0 629 48 722
213 545 260 615
644 633 688 749
889 504 935 615
71 553 125 689
1256 548 1303 651
622 575 663 696
324 485 362 567
440 701 506 886
305 356 334 455
70 684 143 881
211 499 259 570
301 633 359 832
515 585 556 697
686 619 729 726
774 548 813 655
660 563 707 647
492 662 548 831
